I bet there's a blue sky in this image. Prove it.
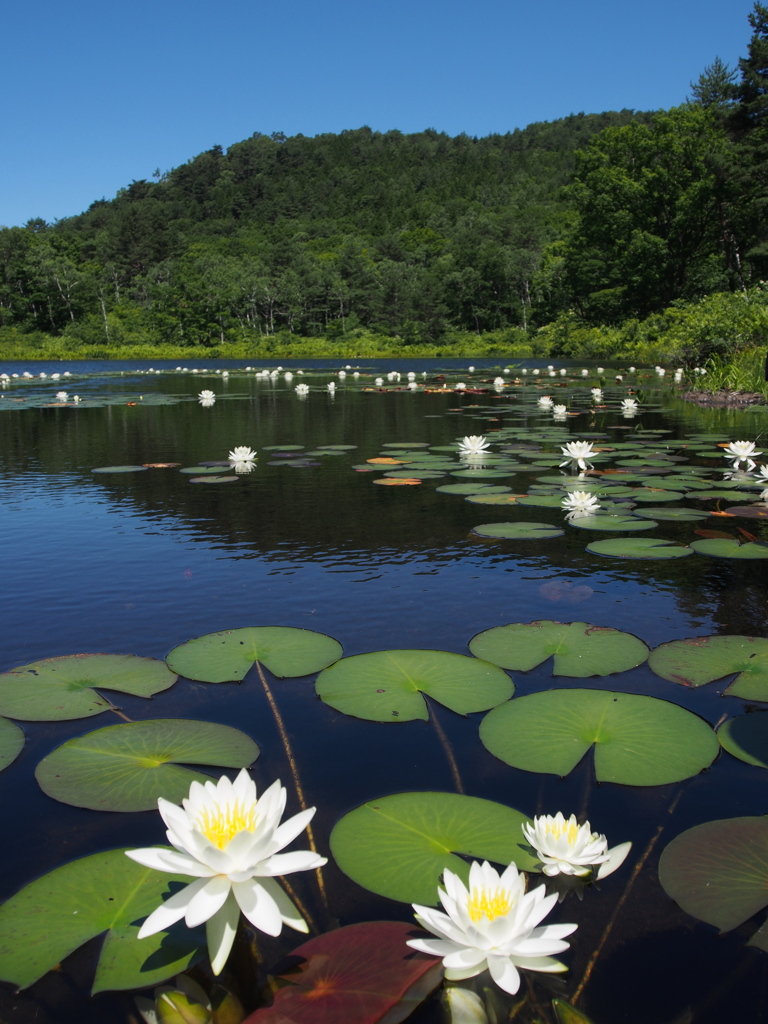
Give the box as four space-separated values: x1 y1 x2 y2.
1 0 755 227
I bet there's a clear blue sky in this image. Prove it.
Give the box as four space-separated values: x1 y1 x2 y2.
1 0 755 228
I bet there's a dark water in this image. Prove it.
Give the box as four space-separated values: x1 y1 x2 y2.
1 361 768 1023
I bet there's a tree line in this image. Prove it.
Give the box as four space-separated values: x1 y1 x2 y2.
2 4 768 354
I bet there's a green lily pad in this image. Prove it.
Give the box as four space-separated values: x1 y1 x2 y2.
315 649 513 722
586 538 693 559
690 490 757 501
166 626 342 682
35 719 260 811
466 493 525 505
91 465 148 473
631 507 712 521
0 718 24 772
718 714 768 768
627 488 685 502
329 792 536 904
568 514 656 532
480 690 718 784
436 483 511 495
648 635 768 699
472 521 564 539
179 465 229 474
469 621 649 676
690 539 768 559
0 654 178 722
658 816 768 942
451 469 512 479
189 475 240 483
515 494 567 507
0 848 204 992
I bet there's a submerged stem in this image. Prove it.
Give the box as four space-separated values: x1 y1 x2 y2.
571 788 684 1005
254 661 329 913
431 705 465 794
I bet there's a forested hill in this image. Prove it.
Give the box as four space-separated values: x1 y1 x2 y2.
0 112 655 347
3 0 768 362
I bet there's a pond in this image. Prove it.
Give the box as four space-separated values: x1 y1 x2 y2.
1 359 767 1024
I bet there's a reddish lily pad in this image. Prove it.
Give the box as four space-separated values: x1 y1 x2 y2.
243 922 442 1024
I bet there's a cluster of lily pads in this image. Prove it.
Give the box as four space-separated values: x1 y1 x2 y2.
0 620 767 1023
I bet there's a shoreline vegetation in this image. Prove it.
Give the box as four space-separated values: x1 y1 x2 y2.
3 6 768 397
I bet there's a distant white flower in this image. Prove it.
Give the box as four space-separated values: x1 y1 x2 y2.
629 366 636 373
755 464 768 482
126 771 326 975
327 382 336 391
596 367 604 374
591 388 603 402
521 368 528 375
295 383 309 396
375 377 384 386
198 390 216 403
407 860 576 996
522 813 631 880
621 398 638 411
615 374 623 382
408 381 419 390
656 367 666 377
408 372 416 380
561 491 601 519
73 395 81 403
547 365 554 371
724 440 763 471
559 368 567 376
537 396 554 409
55 391 68 401
560 441 596 471
459 435 491 455
532 369 540 375
581 369 588 377
338 370 346 379
284 372 293 381
455 382 466 390
503 368 510 374
553 404 567 416
228 446 256 463
468 365 475 372
493 377 505 387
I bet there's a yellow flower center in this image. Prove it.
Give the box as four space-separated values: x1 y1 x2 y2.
196 800 258 850
545 817 580 845
466 886 513 923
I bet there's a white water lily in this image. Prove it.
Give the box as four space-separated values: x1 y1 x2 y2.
755 464 768 482
590 388 603 401
55 390 68 401
560 441 596 471
621 398 638 411
553 404 567 416
126 771 326 975
537 396 554 409
295 383 309 396
724 440 763 471
522 813 631 880
561 491 601 519
455 382 467 390
228 446 257 463
407 860 576 996
198 390 216 401
459 435 491 455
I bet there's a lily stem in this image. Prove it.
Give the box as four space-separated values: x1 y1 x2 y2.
254 661 329 914
430 706 465 794
571 788 683 1005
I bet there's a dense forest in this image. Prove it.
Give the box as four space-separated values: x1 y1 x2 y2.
3 4 768 361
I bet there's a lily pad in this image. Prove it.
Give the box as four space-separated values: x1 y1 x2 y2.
315 649 513 722
436 483 511 494
725 505 768 518
189 475 240 484
648 635 768 699
627 488 686 502
586 538 693 559
0 718 24 772
242 922 442 1024
472 521 564 539
479 689 718 785
0 848 204 992
469 621 648 676
658 816 768 943
631 507 712 521
718 714 768 768
329 792 536 904
91 465 148 473
466 493 525 505
690 539 768 559
166 626 342 682
35 719 260 811
515 494 567 507
179 465 228 474
567 514 656 532
0 654 178 722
